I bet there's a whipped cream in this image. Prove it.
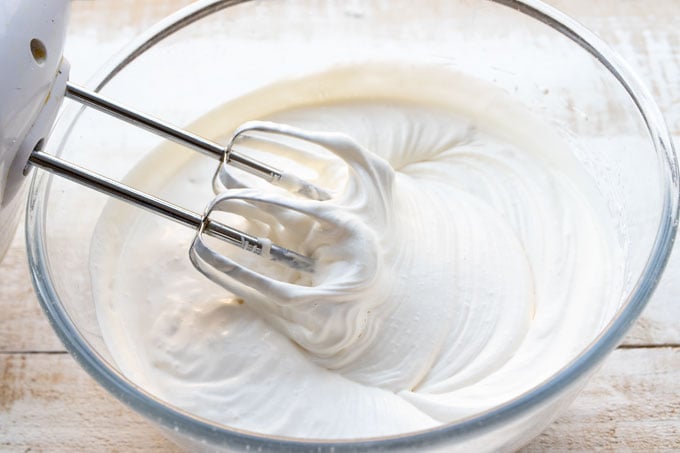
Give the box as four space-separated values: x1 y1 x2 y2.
90 64 623 439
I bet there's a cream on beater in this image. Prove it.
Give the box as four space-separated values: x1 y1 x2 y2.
90 64 623 439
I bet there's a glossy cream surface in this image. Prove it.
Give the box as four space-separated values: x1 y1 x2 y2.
90 64 623 439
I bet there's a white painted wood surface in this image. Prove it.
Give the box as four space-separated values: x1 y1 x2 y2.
1 0 679 451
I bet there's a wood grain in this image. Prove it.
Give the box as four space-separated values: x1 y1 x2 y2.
0 348 677 451
1 0 679 451
0 353 179 452
523 348 680 451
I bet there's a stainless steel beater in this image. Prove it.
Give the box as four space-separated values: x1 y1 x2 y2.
32 84 322 272
0 1 320 272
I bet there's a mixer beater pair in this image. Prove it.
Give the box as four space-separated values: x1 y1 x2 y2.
33 83 324 273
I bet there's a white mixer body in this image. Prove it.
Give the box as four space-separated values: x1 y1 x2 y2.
0 0 70 260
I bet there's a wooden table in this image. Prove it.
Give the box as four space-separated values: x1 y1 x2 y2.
1 1 678 450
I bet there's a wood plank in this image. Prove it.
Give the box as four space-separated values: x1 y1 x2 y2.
0 352 179 452
523 347 680 451
65 0 195 84
550 0 680 136
0 348 677 451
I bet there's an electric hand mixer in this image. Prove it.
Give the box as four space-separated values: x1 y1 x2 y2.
0 1 325 276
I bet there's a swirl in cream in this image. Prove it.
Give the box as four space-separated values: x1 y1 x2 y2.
91 64 623 439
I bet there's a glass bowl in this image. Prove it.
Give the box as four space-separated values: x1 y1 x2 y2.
27 0 678 451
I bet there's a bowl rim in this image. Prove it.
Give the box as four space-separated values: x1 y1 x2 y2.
27 0 679 450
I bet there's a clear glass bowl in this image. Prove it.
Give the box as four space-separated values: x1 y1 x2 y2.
27 0 678 451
